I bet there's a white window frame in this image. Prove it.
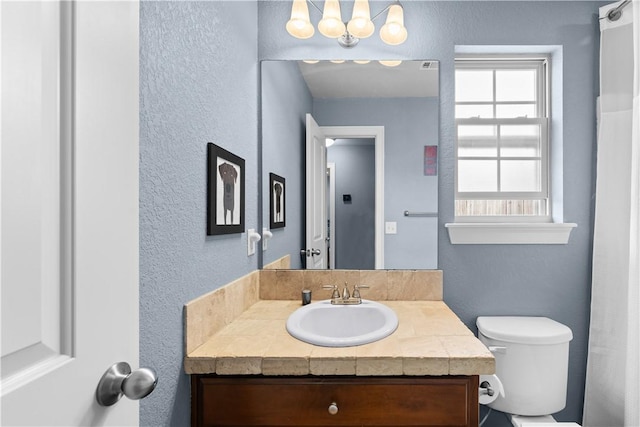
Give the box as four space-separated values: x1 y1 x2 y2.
454 57 551 223
446 53 577 244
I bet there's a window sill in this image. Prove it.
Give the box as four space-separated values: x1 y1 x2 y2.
444 222 577 245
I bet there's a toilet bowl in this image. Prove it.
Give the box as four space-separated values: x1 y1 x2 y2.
476 316 581 426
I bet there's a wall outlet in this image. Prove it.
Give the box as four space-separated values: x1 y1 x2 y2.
385 221 397 234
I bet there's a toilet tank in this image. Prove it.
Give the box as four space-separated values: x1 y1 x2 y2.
476 316 573 416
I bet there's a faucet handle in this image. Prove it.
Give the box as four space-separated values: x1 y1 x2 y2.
323 285 340 299
352 284 369 299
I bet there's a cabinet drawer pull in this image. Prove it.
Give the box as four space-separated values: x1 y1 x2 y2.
328 402 338 415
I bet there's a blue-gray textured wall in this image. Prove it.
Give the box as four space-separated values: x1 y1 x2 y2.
259 1 603 425
261 61 312 269
139 2 258 425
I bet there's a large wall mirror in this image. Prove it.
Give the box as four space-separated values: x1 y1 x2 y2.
261 60 439 270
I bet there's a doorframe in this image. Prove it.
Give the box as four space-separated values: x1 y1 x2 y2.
327 162 336 269
320 126 384 269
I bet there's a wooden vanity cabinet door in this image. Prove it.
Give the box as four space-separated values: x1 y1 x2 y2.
191 375 479 427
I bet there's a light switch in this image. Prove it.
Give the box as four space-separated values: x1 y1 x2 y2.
385 221 397 234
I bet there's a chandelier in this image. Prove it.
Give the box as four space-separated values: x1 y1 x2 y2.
286 0 407 48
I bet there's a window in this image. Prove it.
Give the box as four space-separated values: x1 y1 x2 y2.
454 58 549 222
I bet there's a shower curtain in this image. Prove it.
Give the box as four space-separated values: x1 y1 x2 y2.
583 1 640 426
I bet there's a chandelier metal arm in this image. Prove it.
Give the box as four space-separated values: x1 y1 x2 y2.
305 0 324 15
369 2 396 22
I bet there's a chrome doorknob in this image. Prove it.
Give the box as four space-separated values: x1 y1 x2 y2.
300 248 321 257
96 362 158 406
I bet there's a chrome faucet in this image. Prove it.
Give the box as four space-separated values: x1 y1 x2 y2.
342 283 350 300
323 283 369 305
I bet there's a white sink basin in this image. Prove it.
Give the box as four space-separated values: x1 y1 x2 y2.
286 300 398 347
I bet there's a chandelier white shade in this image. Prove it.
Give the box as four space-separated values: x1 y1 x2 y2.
379 60 402 67
318 0 345 37
379 4 407 45
347 0 375 38
286 0 315 39
286 0 407 48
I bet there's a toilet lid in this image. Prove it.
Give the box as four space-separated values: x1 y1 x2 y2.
477 316 573 345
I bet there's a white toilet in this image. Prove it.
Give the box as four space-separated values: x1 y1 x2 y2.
476 316 580 427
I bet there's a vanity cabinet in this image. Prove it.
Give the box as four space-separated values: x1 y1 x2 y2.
191 375 479 427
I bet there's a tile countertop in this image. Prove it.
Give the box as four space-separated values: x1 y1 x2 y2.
184 300 495 377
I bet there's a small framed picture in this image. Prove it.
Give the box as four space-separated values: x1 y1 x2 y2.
269 173 285 229
207 143 245 235
424 145 438 176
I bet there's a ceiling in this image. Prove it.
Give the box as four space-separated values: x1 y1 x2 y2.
297 60 439 99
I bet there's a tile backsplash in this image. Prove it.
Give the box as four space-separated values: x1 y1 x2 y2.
184 270 259 354
263 254 291 270
259 269 443 302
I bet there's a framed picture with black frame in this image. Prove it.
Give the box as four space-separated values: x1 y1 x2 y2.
269 173 285 229
207 143 245 235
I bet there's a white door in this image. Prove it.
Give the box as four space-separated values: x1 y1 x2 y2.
1 1 142 425
304 114 327 269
